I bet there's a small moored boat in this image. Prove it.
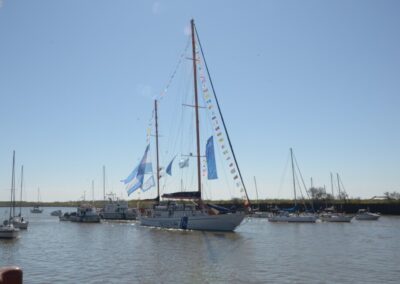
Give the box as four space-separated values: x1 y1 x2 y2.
0 222 19 239
51 210 62 217
319 212 353 222
355 209 380 220
69 205 100 223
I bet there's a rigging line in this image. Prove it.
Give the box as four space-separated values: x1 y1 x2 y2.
338 175 348 198
161 70 190 192
195 25 251 207
197 77 235 201
294 170 308 210
293 154 315 212
158 38 190 100
277 151 291 197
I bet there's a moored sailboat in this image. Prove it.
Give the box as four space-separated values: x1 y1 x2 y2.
268 149 317 223
122 19 250 232
319 173 353 223
11 165 29 229
0 151 19 239
30 188 43 214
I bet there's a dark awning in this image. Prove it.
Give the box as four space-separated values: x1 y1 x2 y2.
162 191 201 199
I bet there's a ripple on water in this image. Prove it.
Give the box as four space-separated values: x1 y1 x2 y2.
1 209 400 283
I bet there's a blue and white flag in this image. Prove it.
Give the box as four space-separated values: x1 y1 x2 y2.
120 163 152 185
142 176 155 192
122 145 153 196
179 158 189 168
206 136 218 179
166 156 176 176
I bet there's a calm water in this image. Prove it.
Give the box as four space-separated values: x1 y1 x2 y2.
1 207 399 283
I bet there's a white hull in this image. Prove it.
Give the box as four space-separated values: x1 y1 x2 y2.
0 225 19 239
249 212 270 218
31 209 43 213
356 213 380 220
320 214 353 222
10 217 29 229
140 212 245 231
268 215 317 223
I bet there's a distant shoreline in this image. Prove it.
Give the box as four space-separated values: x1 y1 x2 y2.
1 199 400 215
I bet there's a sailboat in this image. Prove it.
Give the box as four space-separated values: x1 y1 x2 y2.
30 188 43 213
0 151 20 239
123 19 250 232
319 173 353 222
10 165 29 229
268 148 317 223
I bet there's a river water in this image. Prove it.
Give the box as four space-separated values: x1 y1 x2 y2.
1 207 399 283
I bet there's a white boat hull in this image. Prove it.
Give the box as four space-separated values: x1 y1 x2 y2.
268 215 317 223
320 214 353 222
355 213 380 220
249 212 270 218
0 226 19 239
140 212 245 231
11 217 29 229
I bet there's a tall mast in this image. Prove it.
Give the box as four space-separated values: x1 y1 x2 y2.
330 172 334 198
290 148 297 206
20 165 24 216
154 100 160 203
10 150 15 220
103 165 106 202
191 19 202 199
336 173 341 199
254 176 259 210
91 180 94 205
194 25 251 207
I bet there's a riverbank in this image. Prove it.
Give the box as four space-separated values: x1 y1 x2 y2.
1 199 400 215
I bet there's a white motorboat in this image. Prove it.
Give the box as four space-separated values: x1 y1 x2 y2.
70 204 100 223
355 209 380 220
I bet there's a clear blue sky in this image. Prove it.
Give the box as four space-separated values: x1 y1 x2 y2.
0 0 399 202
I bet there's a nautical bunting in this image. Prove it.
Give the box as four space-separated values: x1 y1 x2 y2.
195 48 248 203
